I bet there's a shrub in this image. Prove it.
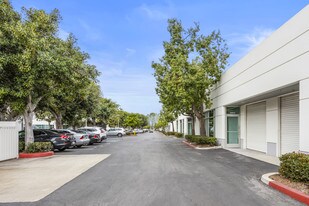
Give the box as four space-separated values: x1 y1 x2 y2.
19 141 25 152
279 152 309 183
206 137 217 146
166 132 175 136
175 132 183 138
24 142 53 153
185 135 217 146
185 135 193 142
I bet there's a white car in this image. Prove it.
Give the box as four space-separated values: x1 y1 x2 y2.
78 127 107 142
107 128 126 137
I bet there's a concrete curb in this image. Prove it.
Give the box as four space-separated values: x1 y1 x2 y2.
182 141 222 150
261 172 309 205
19 151 54 158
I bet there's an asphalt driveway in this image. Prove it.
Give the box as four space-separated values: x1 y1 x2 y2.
0 132 302 206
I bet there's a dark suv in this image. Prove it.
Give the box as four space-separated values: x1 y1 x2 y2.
19 129 72 151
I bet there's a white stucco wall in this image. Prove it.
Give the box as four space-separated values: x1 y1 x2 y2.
212 5 309 107
300 78 309 153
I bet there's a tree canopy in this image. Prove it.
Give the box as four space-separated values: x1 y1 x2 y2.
153 19 229 135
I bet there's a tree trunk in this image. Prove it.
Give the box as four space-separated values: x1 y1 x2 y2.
197 115 206 136
193 104 206 136
23 95 42 147
55 113 63 129
192 116 195 135
171 121 175 132
24 109 34 146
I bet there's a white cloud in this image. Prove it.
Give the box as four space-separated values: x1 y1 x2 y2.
244 28 274 50
226 27 274 66
228 27 274 52
138 4 169 21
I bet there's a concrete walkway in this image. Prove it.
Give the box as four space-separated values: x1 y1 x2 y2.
226 148 280 166
0 154 109 202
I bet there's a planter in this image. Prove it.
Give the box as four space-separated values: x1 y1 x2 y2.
19 151 54 158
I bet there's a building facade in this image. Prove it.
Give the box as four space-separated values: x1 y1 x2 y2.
169 5 309 157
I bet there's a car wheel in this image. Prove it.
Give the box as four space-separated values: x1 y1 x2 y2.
76 145 82 148
117 133 122 137
58 148 66 152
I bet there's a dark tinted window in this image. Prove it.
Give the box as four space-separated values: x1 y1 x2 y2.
41 130 59 135
34 130 45 136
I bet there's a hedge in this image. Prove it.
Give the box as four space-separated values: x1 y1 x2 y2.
279 152 309 183
23 142 53 153
174 132 183 138
185 135 217 146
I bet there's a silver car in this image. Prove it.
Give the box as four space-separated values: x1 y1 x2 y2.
56 129 90 147
78 127 107 141
107 128 126 137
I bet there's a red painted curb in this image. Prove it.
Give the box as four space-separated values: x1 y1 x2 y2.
269 180 309 205
19 151 54 158
182 141 197 149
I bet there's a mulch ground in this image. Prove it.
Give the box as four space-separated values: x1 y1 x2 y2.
270 174 309 195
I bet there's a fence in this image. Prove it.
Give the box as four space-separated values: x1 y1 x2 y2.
0 121 22 161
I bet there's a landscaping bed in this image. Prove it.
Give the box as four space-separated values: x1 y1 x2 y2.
183 135 219 149
270 174 309 195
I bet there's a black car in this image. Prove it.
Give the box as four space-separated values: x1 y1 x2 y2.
19 129 72 151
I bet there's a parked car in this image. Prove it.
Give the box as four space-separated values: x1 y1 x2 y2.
53 129 90 147
78 127 107 142
107 128 126 137
133 129 144 134
19 129 72 151
75 129 101 144
149 130 154 133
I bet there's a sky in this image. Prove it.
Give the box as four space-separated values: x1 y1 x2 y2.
11 0 309 115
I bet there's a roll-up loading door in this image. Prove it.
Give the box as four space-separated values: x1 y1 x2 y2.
247 102 267 152
280 93 299 154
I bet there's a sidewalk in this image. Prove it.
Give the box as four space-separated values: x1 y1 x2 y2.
226 148 280 166
0 154 109 203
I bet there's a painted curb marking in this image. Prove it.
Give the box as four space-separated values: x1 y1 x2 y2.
261 172 309 205
19 151 54 158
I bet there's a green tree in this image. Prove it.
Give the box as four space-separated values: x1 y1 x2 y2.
153 19 229 135
0 2 62 146
147 112 157 129
160 106 176 132
93 98 120 127
37 36 99 129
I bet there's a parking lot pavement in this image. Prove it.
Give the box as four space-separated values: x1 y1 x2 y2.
0 132 303 206
0 154 109 203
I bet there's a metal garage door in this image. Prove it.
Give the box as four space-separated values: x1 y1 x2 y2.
247 102 266 152
281 93 299 154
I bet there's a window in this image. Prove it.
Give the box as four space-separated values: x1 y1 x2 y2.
187 118 192 135
205 110 215 137
227 107 240 114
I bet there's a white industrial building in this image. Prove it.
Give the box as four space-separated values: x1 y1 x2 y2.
169 5 309 157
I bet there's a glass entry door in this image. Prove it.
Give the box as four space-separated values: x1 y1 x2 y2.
227 116 239 146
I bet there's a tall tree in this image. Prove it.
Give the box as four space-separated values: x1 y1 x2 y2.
93 98 120 127
37 35 99 129
0 2 62 146
153 19 229 135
